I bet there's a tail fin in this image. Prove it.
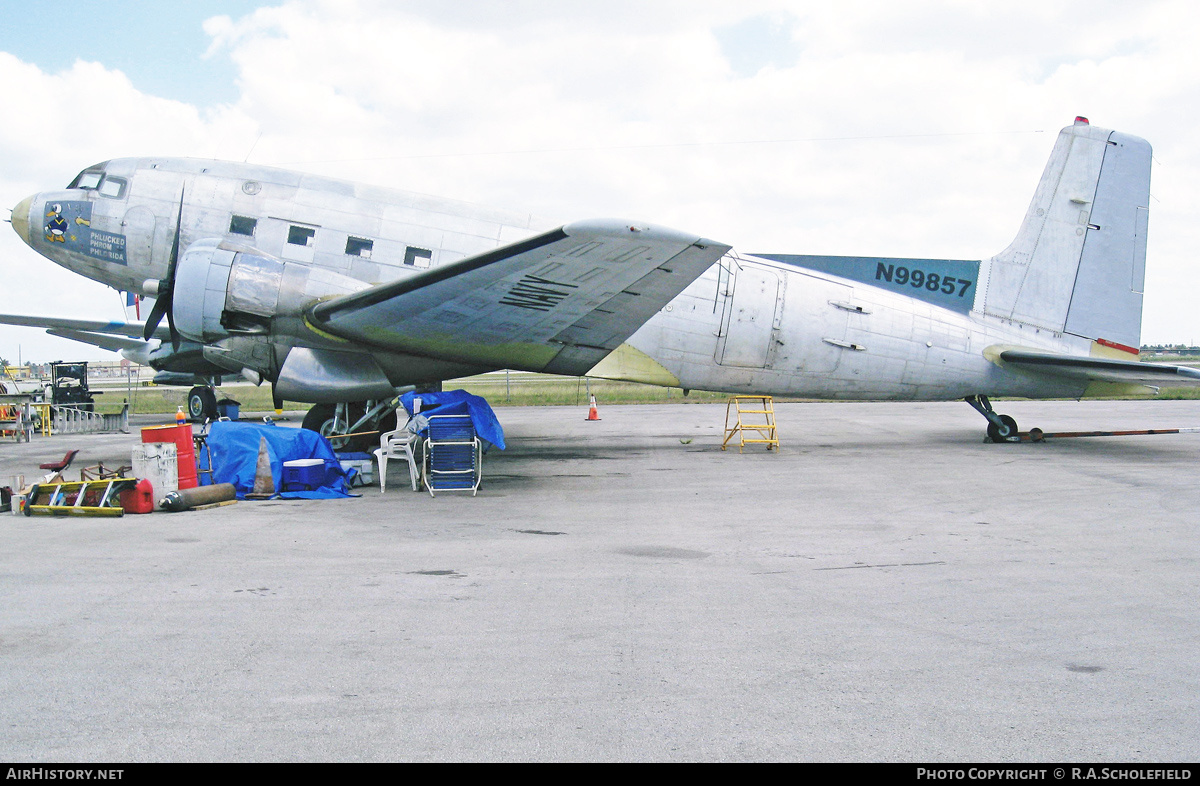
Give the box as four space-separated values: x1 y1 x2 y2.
983 118 1151 351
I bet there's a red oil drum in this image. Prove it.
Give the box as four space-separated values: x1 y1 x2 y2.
142 423 198 489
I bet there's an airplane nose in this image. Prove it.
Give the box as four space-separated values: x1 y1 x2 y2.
10 194 33 245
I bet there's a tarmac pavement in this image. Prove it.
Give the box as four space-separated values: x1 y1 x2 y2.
1 399 1198 762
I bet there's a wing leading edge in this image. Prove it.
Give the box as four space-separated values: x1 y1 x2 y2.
0 313 168 341
309 219 731 375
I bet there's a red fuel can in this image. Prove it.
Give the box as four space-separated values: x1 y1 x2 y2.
119 478 155 514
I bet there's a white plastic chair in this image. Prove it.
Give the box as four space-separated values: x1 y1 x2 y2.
374 426 421 492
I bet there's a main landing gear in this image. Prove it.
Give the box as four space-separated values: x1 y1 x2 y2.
187 385 219 422
301 386 437 451
302 400 398 452
965 394 1020 443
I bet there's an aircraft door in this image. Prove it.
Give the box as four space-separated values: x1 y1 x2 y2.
716 265 783 368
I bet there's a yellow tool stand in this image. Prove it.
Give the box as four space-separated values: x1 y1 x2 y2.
721 395 780 453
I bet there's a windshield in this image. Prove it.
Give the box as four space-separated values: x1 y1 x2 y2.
67 162 126 198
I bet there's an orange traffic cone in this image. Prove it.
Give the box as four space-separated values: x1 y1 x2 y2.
585 394 601 421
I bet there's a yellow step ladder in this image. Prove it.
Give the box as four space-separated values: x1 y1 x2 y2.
24 478 138 517
721 395 779 452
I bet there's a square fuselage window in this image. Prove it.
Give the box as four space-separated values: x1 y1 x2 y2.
229 215 257 236
288 225 317 247
404 246 432 268
345 237 374 258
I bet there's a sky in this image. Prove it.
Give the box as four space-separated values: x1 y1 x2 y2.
2 0 1200 363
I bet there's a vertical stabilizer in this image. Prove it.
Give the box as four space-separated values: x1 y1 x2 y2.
983 119 1151 350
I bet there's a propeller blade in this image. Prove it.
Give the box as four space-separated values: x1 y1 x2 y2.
167 304 181 352
168 194 183 269
145 191 186 343
143 296 169 340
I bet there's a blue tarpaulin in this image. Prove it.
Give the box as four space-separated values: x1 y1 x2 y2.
399 390 505 450
205 421 353 499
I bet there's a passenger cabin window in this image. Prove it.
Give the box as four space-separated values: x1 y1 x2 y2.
229 215 257 237
287 225 316 247
345 237 373 258
404 246 433 268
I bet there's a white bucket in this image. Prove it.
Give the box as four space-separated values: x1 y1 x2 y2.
132 442 179 500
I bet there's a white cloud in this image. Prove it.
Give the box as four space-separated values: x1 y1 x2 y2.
3 0 1200 362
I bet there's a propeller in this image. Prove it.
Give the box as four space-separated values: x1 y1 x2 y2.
143 194 185 350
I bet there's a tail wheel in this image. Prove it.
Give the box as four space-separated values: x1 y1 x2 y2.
986 414 1019 443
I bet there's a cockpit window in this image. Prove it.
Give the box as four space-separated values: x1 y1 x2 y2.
71 171 103 190
68 164 126 199
98 176 127 198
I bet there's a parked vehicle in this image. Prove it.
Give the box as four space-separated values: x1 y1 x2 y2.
48 361 96 413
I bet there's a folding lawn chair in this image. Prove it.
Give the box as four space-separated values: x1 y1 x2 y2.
422 414 481 496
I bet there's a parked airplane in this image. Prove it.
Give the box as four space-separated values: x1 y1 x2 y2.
5 117 1199 443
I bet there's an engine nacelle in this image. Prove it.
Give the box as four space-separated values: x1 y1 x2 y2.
172 238 368 343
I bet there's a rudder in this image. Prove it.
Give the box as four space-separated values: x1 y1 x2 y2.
983 118 1151 351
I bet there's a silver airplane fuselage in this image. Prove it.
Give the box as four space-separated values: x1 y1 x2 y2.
9 120 1156 412
13 157 549 392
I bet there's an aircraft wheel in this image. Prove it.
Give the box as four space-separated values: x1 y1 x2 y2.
187 386 218 422
986 414 1019 443
376 409 398 439
302 404 344 449
303 403 373 451
301 403 333 434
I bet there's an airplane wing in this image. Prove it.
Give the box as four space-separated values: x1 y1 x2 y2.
309 219 731 375
998 348 1200 387
45 328 156 354
0 313 169 341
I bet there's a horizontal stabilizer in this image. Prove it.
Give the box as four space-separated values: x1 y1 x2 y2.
310 219 731 375
998 349 1200 387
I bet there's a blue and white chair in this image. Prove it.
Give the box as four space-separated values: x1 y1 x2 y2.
422 414 482 496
